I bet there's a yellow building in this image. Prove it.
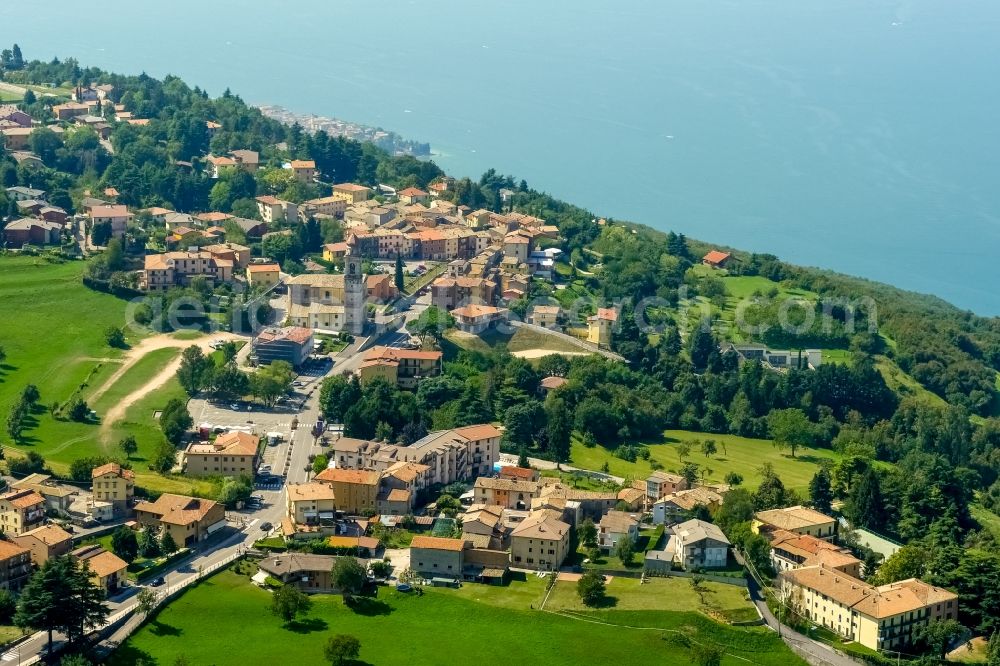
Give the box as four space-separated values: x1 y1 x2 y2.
184 431 259 478
780 566 958 653
357 346 442 389
91 462 135 516
73 545 128 596
752 505 837 540
0 489 47 536
313 468 380 515
528 305 561 329
332 183 372 204
246 262 281 289
586 307 617 347
286 482 338 528
287 159 317 183
134 494 226 547
509 508 570 572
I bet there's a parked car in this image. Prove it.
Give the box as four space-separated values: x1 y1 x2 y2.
260 522 273 532
149 577 165 587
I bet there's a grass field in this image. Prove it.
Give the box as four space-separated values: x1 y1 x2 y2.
545 576 749 617
110 568 802 666
0 258 215 495
875 356 947 408
443 327 591 358
0 258 132 455
571 430 843 491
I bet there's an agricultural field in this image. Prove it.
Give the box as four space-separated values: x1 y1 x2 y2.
571 430 844 491
109 568 803 666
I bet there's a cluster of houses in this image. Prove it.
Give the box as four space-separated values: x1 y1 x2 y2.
0 459 225 599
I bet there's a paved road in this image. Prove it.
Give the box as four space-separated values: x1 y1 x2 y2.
497 453 625 485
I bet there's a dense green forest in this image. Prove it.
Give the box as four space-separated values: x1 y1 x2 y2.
2 50 1000 642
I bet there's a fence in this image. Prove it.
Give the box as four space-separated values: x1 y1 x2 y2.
643 567 749 587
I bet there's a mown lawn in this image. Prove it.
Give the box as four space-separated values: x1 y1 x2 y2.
91 347 181 414
545 576 750 616
0 257 133 458
571 429 843 491
110 568 802 666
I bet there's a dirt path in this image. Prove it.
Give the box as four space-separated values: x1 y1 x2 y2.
97 332 244 440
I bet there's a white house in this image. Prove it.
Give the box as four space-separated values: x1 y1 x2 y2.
668 519 730 569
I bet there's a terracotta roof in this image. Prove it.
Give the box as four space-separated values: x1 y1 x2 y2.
289 160 315 169
703 250 731 265
475 478 539 493
755 505 835 531
782 566 957 620
333 183 371 192
134 494 220 526
383 488 411 502
363 345 442 363
410 536 466 552
196 211 233 223
450 304 504 319
398 187 428 197
16 524 73 547
2 490 45 509
259 553 338 577
384 461 429 483
540 376 567 390
89 204 128 218
510 510 569 540
453 424 502 441
314 468 380 485
599 510 639 533
617 487 645 503
91 462 135 480
75 547 127 578
247 263 280 273
0 540 29 561
188 431 259 457
499 466 535 481
255 326 313 345
590 307 618 322
287 483 337 502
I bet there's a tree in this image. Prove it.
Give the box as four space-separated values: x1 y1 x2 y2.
576 570 606 607
577 518 598 549
410 306 453 342
394 254 405 292
701 439 717 459
160 529 178 555
324 634 361 666
137 529 161 559
988 631 1000 666
10 44 23 70
368 559 391 579
331 557 367 599
0 590 15 624
159 398 192 445
845 468 883 530
752 463 788 511
808 468 834 515
767 408 813 458
119 435 138 460
68 398 90 422
59 656 91 666
545 396 572 462
680 462 700 488
868 544 928 586
110 526 138 563
374 421 393 442
692 644 723 666
176 345 212 396
21 384 40 405
90 221 112 247
676 442 691 462
916 619 964 659
615 537 635 566
688 319 716 371
724 472 743 486
16 556 110 652
312 454 329 475
136 588 158 617
270 584 312 623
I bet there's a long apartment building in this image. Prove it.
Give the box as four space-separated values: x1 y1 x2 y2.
140 251 234 291
779 565 958 653
330 424 501 487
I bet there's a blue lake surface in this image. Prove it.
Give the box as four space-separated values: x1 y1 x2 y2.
5 0 999 313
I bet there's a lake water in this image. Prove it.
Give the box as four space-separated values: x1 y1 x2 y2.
6 0 1000 314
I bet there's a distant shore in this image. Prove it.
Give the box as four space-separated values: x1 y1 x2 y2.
255 104 431 158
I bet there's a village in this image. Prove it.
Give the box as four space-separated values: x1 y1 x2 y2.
0 69 991 666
